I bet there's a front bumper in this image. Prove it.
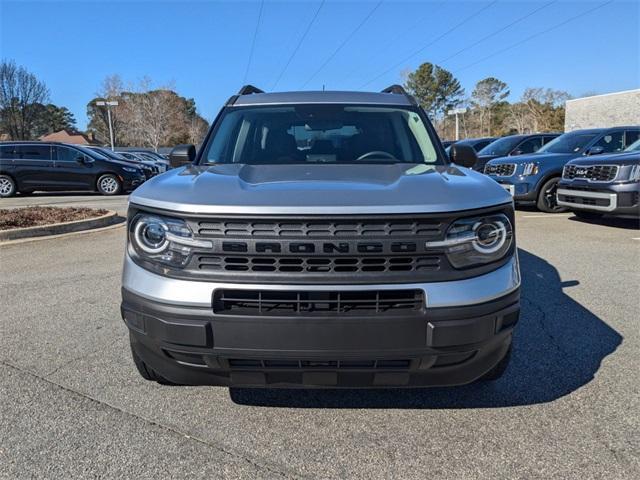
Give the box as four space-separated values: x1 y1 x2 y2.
487 176 538 203
121 254 521 387
557 183 640 216
123 175 146 191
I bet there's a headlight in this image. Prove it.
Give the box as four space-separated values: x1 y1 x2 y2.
522 163 538 176
627 164 640 182
122 166 140 173
129 214 212 268
426 214 513 268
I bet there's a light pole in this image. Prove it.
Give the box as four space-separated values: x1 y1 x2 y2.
96 100 119 150
447 107 467 141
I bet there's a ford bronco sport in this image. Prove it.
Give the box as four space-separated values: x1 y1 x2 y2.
121 85 521 388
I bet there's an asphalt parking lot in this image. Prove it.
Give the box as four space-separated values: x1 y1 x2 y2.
1 194 639 479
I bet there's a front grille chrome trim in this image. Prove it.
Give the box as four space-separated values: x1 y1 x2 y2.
556 188 617 212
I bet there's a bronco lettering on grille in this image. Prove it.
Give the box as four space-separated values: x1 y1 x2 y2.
223 241 419 255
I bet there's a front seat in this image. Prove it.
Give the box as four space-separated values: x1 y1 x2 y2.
261 129 301 163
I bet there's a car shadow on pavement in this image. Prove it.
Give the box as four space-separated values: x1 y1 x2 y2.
568 214 639 230
229 248 622 409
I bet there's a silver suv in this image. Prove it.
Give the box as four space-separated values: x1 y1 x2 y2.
121 85 520 388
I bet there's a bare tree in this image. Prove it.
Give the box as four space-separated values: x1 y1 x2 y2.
124 79 187 151
471 77 509 136
0 60 50 139
187 115 209 146
522 87 570 132
507 102 533 134
87 74 125 144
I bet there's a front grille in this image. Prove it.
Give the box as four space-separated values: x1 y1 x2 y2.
195 219 442 238
485 163 516 176
563 164 619 182
130 207 515 284
198 254 440 274
557 193 610 207
213 289 425 316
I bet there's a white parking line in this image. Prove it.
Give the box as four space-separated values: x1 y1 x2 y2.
521 214 572 218
632 237 640 241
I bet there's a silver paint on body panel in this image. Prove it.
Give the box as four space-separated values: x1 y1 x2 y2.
129 163 513 215
122 253 520 308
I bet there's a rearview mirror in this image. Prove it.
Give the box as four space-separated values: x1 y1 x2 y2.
449 144 477 168
169 144 196 167
586 146 604 156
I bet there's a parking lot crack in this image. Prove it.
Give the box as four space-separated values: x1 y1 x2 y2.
521 295 583 373
0 360 305 479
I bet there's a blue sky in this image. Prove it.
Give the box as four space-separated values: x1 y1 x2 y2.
1 0 638 129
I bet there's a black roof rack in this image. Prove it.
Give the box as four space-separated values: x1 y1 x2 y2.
381 85 407 95
238 85 265 95
381 84 417 105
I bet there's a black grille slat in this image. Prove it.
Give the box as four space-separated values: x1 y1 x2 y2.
198 254 441 274
563 164 619 182
196 219 443 238
227 358 411 370
213 289 424 316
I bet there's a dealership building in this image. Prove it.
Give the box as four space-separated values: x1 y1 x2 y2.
564 89 640 131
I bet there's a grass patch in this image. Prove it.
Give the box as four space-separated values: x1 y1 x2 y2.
0 206 109 230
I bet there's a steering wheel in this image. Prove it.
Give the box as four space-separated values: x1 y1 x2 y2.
355 151 397 161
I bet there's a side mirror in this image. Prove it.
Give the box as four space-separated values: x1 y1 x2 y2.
586 145 604 156
169 144 196 167
511 149 523 156
77 154 92 164
449 144 477 168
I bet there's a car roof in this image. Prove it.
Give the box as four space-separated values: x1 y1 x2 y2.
232 90 414 107
456 137 496 143
564 126 639 135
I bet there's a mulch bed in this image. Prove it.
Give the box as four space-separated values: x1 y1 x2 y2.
0 206 109 230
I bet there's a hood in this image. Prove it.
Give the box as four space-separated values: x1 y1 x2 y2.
129 163 512 215
103 158 146 169
487 152 577 165
565 151 639 167
477 154 500 161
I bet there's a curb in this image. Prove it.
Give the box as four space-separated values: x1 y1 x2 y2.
0 210 124 242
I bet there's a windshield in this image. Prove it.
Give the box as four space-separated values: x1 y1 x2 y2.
538 132 598 154
75 145 109 161
121 153 143 162
625 139 640 152
478 136 523 156
200 105 440 165
92 147 129 161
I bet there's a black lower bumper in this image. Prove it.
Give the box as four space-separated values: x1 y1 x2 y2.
122 288 520 388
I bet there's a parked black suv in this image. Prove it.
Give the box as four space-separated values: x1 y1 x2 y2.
85 146 159 179
474 133 559 172
0 142 146 197
446 137 497 155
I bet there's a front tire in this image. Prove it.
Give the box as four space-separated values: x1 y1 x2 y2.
130 338 175 385
97 174 122 196
0 175 16 198
536 177 565 213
